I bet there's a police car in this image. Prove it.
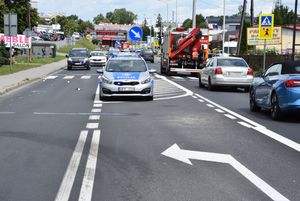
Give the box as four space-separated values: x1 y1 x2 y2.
98 57 155 100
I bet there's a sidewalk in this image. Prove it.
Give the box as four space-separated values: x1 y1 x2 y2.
0 59 67 95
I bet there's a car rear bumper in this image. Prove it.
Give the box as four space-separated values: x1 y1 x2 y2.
212 75 253 87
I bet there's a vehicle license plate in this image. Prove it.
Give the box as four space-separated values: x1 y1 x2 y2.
229 72 241 77
75 62 81 65
118 87 135 91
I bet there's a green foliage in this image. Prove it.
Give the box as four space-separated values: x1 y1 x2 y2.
273 5 295 25
0 40 9 65
57 39 98 53
142 19 150 41
78 20 94 33
240 21 250 54
181 14 208 30
0 0 39 33
155 14 162 44
93 14 110 24
105 8 137 24
63 20 78 36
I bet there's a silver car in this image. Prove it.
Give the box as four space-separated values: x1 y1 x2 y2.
199 56 254 91
98 57 155 100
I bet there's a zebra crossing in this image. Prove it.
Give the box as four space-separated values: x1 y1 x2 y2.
44 74 199 82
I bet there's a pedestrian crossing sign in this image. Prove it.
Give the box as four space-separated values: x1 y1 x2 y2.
258 14 274 39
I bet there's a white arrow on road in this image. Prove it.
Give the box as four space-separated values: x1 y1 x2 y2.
131 29 141 39
162 144 289 201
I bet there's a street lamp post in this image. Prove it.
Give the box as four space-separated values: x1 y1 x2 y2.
222 0 226 55
192 0 196 28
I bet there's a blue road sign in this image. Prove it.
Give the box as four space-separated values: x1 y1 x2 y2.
129 26 143 41
260 16 272 27
115 40 121 47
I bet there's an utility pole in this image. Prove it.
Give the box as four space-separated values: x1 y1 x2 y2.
237 0 247 55
176 0 178 26
222 0 226 55
292 0 298 61
250 0 254 26
192 0 196 28
27 0 31 29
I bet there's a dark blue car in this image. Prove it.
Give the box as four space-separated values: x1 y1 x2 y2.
250 61 300 120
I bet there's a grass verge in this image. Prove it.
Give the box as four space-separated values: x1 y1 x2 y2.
0 55 65 76
57 39 98 53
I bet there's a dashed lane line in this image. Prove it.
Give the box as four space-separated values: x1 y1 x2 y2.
63 76 75 80
55 130 88 201
91 109 101 113
81 75 91 79
206 104 215 108
224 114 237 120
89 115 101 120
86 123 99 129
215 109 225 113
238 121 253 128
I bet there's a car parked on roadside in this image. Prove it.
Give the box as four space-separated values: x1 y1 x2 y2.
250 60 300 120
66 48 90 70
199 56 253 91
97 56 156 100
89 51 107 67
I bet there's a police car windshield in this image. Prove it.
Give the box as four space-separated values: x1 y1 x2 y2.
107 60 147 72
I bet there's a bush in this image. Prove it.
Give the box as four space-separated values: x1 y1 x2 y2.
0 41 10 65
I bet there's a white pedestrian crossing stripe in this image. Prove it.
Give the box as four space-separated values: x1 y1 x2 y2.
45 76 57 80
81 75 91 79
63 76 75 80
171 76 184 80
187 77 198 80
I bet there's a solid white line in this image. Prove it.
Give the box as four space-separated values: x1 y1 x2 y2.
86 123 99 129
63 76 74 80
91 109 101 113
94 84 100 103
79 130 101 201
81 75 91 79
206 104 214 108
55 131 88 201
89 115 100 120
33 112 99 115
238 121 253 128
93 104 102 108
194 93 300 152
224 114 237 120
215 109 224 113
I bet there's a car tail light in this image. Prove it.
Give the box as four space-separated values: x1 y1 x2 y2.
247 68 254 75
285 79 300 87
215 67 223 75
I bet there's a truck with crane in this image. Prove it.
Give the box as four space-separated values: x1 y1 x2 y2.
160 27 209 75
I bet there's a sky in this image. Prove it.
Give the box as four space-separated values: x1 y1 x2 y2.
37 0 299 25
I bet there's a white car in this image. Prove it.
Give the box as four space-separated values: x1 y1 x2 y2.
72 32 80 40
89 51 107 67
199 56 254 91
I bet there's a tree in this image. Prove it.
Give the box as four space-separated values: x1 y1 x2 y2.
0 40 9 65
1 0 39 33
181 14 207 29
155 14 162 44
63 20 78 36
142 18 150 41
93 14 109 24
273 5 295 25
240 21 250 54
106 8 137 24
78 20 94 33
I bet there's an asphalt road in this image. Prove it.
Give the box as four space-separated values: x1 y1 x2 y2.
0 61 299 201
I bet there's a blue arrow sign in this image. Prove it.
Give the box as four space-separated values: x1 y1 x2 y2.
115 40 121 47
129 26 143 41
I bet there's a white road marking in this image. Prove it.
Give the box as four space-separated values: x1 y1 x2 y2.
215 109 224 113
63 76 75 80
81 75 91 79
206 104 214 108
224 114 237 120
91 109 101 113
238 121 253 128
192 95 198 99
86 123 99 129
93 104 102 108
89 115 100 120
79 130 101 201
162 144 289 201
0 112 15 114
188 77 198 80
55 131 88 201
33 112 99 116
198 99 204 103
45 76 57 80
94 84 100 103
194 93 300 152
171 76 185 80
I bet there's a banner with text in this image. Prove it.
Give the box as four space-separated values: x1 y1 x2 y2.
0 33 31 49
247 27 282 46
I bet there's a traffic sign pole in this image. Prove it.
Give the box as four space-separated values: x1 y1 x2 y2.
263 39 266 71
9 14 12 73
